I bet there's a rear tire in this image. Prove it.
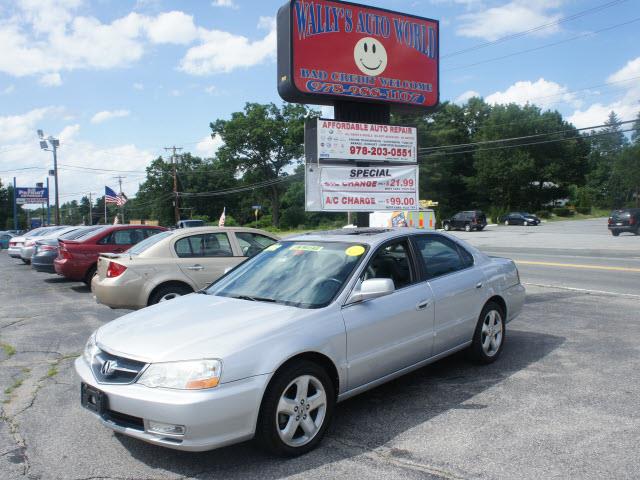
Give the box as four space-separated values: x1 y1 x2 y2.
468 302 505 364
504 220 509 226
464 224 471 232
22 259 31 265
149 284 192 305
83 265 97 285
255 361 335 457
443 223 451 231
611 230 620 237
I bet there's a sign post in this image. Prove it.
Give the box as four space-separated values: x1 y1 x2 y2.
13 177 18 231
277 0 439 226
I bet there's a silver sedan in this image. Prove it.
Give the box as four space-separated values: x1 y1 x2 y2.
76 228 525 455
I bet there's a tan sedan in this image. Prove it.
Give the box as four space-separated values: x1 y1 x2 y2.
92 227 278 309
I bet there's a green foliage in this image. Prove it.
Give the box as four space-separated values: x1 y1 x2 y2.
552 207 573 217
487 206 508 224
535 210 551 219
575 207 591 214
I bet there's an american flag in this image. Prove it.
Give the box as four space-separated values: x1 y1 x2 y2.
105 186 127 206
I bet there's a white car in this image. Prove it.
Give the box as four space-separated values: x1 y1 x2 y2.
8 226 67 261
77 228 525 456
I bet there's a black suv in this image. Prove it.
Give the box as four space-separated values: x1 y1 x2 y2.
608 208 640 236
442 211 487 232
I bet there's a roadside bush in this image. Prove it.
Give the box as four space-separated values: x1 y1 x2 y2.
535 210 550 219
488 207 507 224
552 207 573 217
575 207 591 215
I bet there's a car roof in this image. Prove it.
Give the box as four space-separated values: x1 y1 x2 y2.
170 226 278 236
286 227 443 246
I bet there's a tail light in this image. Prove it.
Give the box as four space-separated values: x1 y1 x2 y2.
40 245 57 252
59 247 73 259
630 217 636 225
608 218 612 225
106 261 127 278
9 241 16 247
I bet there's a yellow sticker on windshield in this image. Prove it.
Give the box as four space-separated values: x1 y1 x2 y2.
345 245 365 256
265 244 281 252
290 245 323 252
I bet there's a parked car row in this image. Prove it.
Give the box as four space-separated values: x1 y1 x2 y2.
7 223 280 309
441 210 545 232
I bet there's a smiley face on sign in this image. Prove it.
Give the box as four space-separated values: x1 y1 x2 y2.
353 37 388 76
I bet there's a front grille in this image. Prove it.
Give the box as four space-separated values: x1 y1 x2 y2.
91 350 147 385
103 409 144 431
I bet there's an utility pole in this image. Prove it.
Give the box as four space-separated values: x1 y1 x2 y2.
164 146 183 224
37 130 60 225
113 175 126 224
88 192 93 225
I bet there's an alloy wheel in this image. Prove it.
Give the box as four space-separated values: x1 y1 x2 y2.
159 292 182 302
276 375 327 448
481 309 503 357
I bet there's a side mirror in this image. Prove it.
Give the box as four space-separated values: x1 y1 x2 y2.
347 278 395 305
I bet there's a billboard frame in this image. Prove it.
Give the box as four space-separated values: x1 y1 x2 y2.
277 0 440 113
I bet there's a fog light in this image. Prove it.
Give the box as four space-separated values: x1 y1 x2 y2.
147 420 185 436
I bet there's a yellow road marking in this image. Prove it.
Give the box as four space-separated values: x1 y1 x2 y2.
515 260 640 273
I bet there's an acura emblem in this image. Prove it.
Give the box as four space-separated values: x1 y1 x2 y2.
100 360 117 376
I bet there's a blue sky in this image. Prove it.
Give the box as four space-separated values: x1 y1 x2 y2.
1 0 639 205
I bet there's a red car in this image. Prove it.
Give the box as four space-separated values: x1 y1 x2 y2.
54 225 167 284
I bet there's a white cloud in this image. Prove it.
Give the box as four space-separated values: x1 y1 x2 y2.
90 109 130 124
133 82 144 90
179 17 276 75
568 57 640 128
39 72 62 86
0 108 153 203
212 0 238 8
457 1 562 41
1 85 15 95
454 90 480 104
145 11 198 44
204 85 217 94
169 89 182 97
0 107 59 143
485 78 580 110
195 134 223 157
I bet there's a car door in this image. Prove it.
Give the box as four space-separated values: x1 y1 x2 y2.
174 233 241 290
341 237 435 390
452 213 463 229
413 234 486 355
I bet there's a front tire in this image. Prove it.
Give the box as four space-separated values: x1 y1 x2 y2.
443 223 451 231
504 220 509 226
464 224 471 232
255 361 335 457
468 302 505 364
611 230 619 237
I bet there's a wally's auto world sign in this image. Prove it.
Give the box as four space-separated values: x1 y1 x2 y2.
306 118 417 163
278 0 439 110
305 165 418 211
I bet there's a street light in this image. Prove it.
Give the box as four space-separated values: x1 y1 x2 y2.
38 130 61 225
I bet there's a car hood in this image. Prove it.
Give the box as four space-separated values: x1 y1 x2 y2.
95 293 305 363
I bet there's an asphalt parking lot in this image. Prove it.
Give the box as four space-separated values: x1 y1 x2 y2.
1 219 639 479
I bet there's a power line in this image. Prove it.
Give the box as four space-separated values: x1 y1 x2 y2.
441 0 629 59
445 16 640 72
418 119 637 152
419 127 637 158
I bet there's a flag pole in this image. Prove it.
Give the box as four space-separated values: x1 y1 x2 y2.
104 197 107 224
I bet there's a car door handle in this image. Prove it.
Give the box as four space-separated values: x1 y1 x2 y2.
476 282 483 289
186 264 204 271
416 300 430 310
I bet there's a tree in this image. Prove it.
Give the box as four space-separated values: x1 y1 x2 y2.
210 103 310 227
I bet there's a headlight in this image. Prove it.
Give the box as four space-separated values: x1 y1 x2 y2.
137 359 222 390
83 333 100 364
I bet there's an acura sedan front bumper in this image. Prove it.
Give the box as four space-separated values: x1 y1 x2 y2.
74 357 269 451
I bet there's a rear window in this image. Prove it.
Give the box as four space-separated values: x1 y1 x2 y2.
60 226 104 240
128 230 173 255
612 211 631 219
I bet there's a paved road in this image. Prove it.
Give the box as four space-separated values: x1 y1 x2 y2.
450 217 640 296
1 219 639 479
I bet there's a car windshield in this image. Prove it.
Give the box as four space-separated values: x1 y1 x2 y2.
127 230 174 255
207 241 368 309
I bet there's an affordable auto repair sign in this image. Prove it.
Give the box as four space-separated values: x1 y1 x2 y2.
278 0 439 110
